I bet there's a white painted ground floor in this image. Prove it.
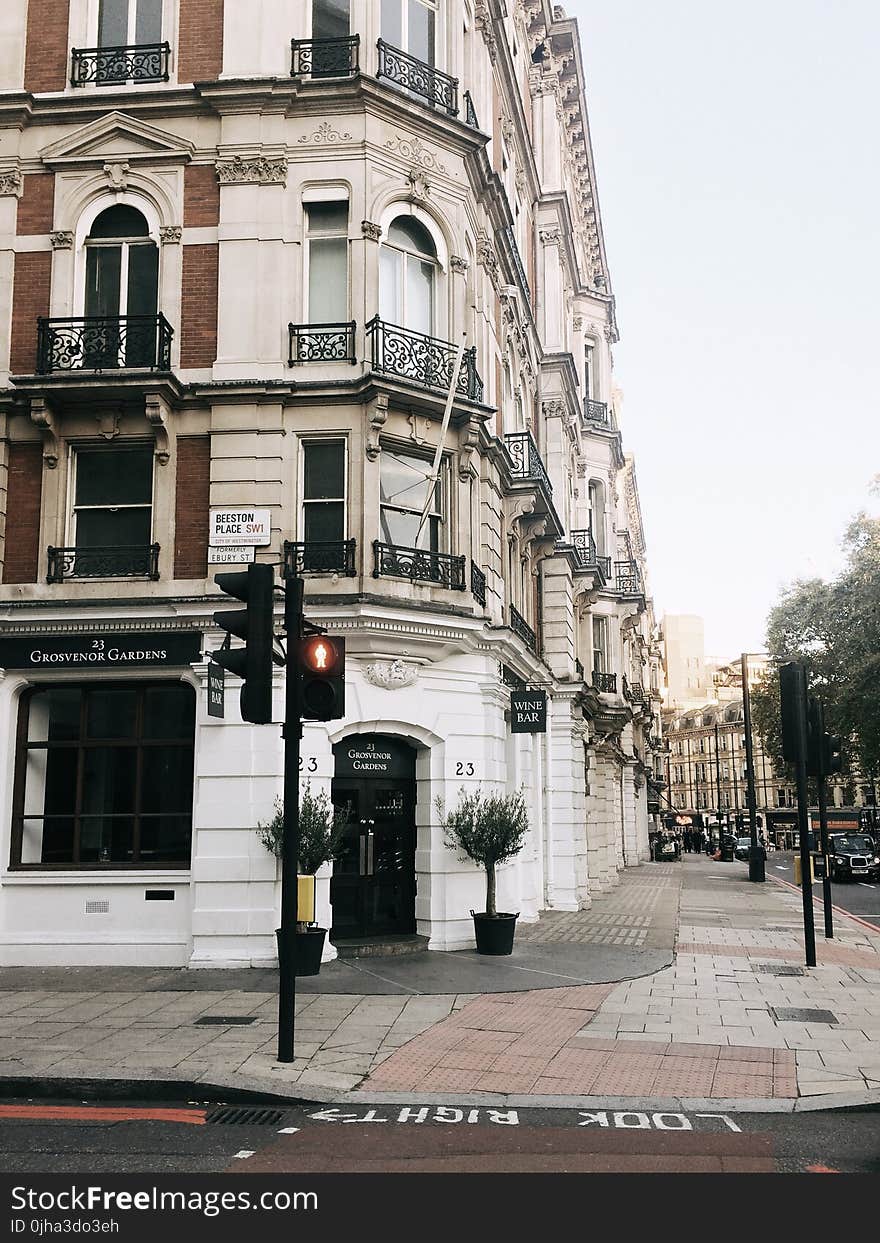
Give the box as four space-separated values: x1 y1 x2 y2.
0 611 653 966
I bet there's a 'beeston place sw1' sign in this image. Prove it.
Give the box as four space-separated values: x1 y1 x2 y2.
510 689 547 733
0 632 203 671
209 508 272 547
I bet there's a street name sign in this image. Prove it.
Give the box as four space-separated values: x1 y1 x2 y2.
209 508 272 546
208 546 255 564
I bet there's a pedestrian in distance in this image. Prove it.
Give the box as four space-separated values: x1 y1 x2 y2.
692 828 703 854
683 829 693 853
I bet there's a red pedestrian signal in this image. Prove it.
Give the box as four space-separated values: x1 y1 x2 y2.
297 635 345 720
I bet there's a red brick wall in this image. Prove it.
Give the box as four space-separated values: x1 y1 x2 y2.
180 244 219 368
178 0 224 83
17 173 55 235
3 443 43 584
174 436 210 578
24 0 71 93
10 251 51 375
184 166 220 228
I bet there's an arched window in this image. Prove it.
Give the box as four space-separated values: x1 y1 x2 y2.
379 216 438 336
84 205 158 366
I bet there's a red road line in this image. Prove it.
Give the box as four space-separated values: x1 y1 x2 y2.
0 1105 206 1125
768 873 880 937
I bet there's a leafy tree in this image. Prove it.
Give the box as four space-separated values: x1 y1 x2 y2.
751 512 880 796
257 783 350 874
438 787 529 916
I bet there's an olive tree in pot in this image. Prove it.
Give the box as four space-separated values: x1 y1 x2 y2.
438 786 529 955
258 784 349 976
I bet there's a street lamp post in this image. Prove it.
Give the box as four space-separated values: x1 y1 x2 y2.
714 721 724 839
741 653 766 882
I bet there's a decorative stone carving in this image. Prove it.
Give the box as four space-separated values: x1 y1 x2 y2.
159 226 182 244
500 113 515 146
572 315 583 332
515 167 527 196
541 399 566 420
145 393 170 465
297 122 353 145
406 166 430 200
476 229 500 290
50 231 74 249
538 226 562 245
216 156 287 186
383 135 446 173
473 3 497 62
361 220 382 241
0 169 22 196
407 413 430 446
450 254 468 275
366 392 388 460
103 162 129 190
363 659 420 690
95 411 120 440
458 414 482 480
29 398 58 469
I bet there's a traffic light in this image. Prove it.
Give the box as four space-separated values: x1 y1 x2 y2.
825 734 843 774
779 662 808 764
297 634 345 721
806 695 825 777
212 563 275 724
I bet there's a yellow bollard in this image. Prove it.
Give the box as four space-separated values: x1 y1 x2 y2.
297 873 316 924
793 855 815 885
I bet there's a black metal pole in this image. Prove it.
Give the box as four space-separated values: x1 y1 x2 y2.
714 722 723 839
784 662 816 967
817 771 833 939
277 576 304 1063
741 653 765 882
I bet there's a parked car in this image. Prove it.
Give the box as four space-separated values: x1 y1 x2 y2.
827 833 880 882
653 836 681 861
734 836 752 861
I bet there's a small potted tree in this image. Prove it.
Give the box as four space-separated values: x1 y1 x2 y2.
438 786 530 955
258 784 349 975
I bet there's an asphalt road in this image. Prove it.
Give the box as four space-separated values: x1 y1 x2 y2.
767 851 880 929
1 1098 878 1175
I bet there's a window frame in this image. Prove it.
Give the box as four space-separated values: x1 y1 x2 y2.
66 441 156 559
299 436 348 546
379 214 440 336
381 0 440 66
303 198 350 325
9 680 196 871
379 446 446 553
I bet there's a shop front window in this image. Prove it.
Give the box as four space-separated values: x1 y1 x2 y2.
10 682 195 868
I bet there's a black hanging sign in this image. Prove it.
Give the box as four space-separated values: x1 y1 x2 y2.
207 660 225 718
510 688 547 733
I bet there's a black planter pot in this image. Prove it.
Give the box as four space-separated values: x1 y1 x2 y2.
472 911 518 956
276 926 326 977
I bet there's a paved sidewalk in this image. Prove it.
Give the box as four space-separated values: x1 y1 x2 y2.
1 856 878 1111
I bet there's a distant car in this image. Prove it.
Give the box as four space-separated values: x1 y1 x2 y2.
827 833 880 882
734 836 752 861
654 837 680 861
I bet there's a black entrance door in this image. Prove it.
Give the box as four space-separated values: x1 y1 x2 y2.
330 738 416 939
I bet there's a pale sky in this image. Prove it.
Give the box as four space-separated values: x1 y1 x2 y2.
571 0 880 658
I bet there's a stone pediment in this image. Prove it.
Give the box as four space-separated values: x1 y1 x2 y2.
39 112 194 170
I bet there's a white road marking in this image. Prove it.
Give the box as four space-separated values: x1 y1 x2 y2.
232 1150 255 1159
277 1127 300 1134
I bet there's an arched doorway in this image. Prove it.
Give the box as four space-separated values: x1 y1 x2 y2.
330 735 417 940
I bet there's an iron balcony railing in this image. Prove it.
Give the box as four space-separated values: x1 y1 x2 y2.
291 34 359 77
367 317 483 402
583 398 608 424
373 541 465 590
71 41 170 86
592 670 617 694
376 39 458 115
505 430 552 496
463 89 479 128
622 675 631 702
288 321 356 365
503 225 530 303
283 539 356 578
471 562 487 607
47 544 160 583
509 604 537 654
629 681 646 704
36 314 173 374
615 560 642 594
570 529 610 577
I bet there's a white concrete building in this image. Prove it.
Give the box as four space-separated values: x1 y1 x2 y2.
0 0 661 966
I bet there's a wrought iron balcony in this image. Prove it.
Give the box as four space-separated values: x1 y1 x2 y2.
464 89 479 128
592 670 617 694
502 226 530 302
583 398 608 424
291 35 359 78
510 604 537 654
505 431 552 496
288 321 356 365
629 681 646 704
376 39 459 115
471 561 487 607
47 544 160 583
373 541 465 590
36 315 173 374
70 42 170 86
570 529 610 578
367 317 483 402
615 560 642 594
283 539 356 577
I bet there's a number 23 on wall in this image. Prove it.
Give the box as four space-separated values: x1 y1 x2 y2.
298 757 318 773
454 761 476 777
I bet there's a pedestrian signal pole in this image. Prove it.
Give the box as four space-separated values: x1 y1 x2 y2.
740 653 764 881
807 695 833 940
779 661 816 967
276 574 303 1064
